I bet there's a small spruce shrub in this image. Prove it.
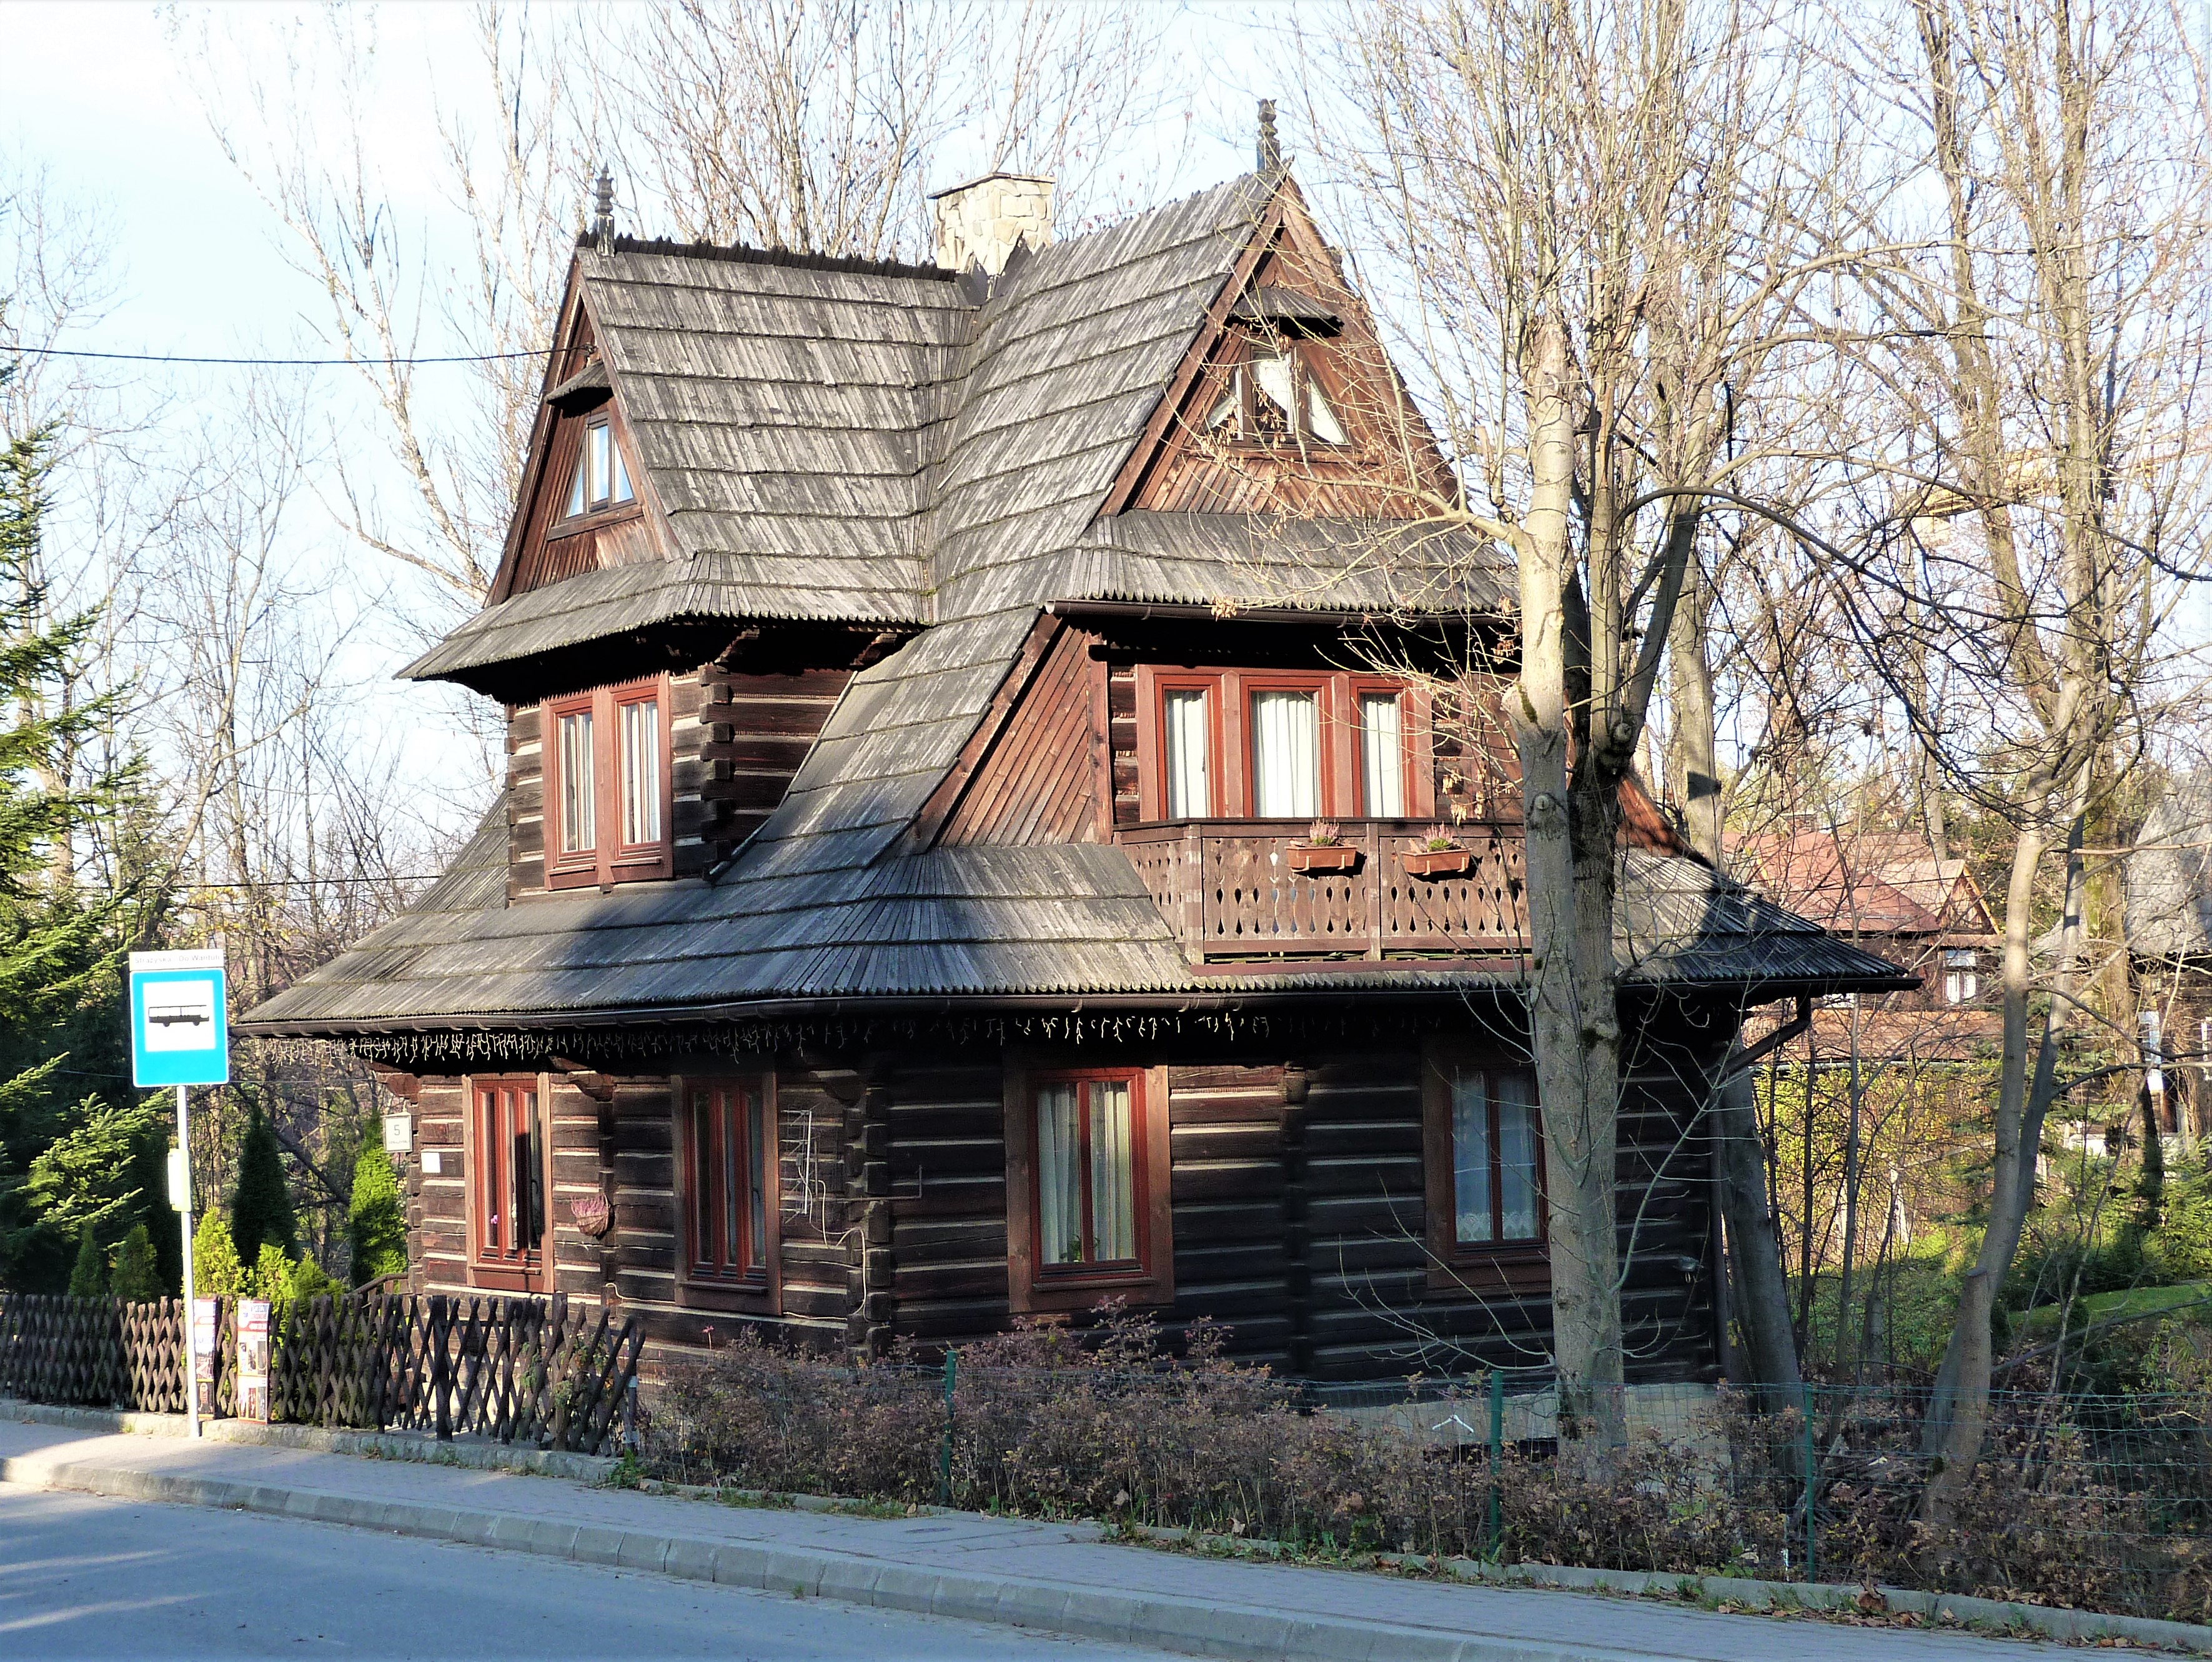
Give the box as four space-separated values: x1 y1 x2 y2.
66 1223 104 1297
191 1208 244 1296
110 1222 161 1302
287 1251 337 1311
347 1128 408 1285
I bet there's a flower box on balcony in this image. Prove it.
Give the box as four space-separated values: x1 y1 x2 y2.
1401 847 1473 878
1286 843 1362 874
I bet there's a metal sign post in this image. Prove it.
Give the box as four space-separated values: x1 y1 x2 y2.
129 948 230 1440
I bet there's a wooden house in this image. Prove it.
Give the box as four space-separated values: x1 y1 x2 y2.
1733 825 2001 1062
241 162 1902 1384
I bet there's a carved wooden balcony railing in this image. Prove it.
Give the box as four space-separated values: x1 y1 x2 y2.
1114 819 1529 964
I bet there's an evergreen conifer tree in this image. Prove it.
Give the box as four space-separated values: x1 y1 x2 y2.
347 1127 407 1285
249 1240 292 1310
0 400 161 1290
66 1222 102 1296
109 1221 159 1301
191 1207 243 1297
229 1113 297 1265
287 1252 335 1309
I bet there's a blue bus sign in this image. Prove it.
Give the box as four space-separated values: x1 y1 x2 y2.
129 949 230 1088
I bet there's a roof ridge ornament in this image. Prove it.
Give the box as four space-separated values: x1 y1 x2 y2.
592 165 615 257
1257 99 1283 174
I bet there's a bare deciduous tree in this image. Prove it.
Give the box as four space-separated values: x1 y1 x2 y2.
1311 0 1870 1435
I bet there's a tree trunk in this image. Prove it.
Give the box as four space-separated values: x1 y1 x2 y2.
1923 774 2086 1458
1714 1070 1803 1405
1667 560 1803 1400
1509 314 1625 1446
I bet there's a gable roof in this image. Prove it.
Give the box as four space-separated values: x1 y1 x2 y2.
404 171 1505 689
1733 825 1995 937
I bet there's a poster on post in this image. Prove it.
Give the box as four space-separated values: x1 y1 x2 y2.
192 1298 218 1418
236 1299 270 1423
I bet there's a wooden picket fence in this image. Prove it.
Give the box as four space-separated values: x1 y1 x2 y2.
0 1290 641 1455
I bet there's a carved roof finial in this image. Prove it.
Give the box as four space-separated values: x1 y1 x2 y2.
592 166 615 256
1257 99 1282 174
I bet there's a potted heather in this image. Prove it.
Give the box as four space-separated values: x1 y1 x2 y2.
1286 820 1361 873
570 1190 614 1238
1400 825 1473 877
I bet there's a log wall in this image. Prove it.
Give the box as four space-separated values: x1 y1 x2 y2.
389 1015 1727 1383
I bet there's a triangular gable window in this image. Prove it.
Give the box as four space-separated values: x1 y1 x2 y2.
563 415 635 520
1203 329 1349 449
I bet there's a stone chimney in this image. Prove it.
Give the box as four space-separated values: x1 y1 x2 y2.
929 172 1054 276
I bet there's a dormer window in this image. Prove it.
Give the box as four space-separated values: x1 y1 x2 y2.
563 416 635 519
543 674 672 888
1204 330 1348 447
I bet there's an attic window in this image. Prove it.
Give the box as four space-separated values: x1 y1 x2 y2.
1204 331 1348 447
563 416 635 518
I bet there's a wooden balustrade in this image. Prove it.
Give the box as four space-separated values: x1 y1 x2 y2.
1115 819 1529 963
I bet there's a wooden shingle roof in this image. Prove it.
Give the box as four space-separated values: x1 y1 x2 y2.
247 171 1895 1038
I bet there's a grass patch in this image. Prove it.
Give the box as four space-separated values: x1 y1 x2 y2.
2011 1280 2212 1346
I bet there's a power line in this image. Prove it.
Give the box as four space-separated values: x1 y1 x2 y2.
178 875 452 889
6 344 552 367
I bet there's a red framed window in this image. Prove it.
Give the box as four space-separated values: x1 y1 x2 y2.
682 1080 771 1283
1004 1064 1174 1314
472 1078 545 1288
545 675 673 888
1422 1047 1549 1295
1133 666 1428 822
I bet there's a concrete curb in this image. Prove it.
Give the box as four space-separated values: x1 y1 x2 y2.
0 1450 1720 1662
1136 1527 2212 1655
0 1398 613 1482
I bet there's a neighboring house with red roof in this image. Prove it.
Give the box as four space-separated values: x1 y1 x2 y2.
1733 824 2000 1060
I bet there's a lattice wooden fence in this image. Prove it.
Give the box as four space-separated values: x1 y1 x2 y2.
0 1295 194 1411
1 1290 640 1455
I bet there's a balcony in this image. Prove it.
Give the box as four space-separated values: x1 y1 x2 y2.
1114 819 1529 965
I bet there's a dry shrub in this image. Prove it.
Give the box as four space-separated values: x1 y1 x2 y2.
638 1314 2208 1622
1810 1398 2212 1623
647 1331 941 1500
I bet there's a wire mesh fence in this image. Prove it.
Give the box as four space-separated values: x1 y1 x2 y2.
642 1333 2212 1625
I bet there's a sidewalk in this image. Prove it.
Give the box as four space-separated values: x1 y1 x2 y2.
0 1413 2153 1662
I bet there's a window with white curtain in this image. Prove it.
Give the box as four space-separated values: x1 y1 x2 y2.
1249 690 1320 818
1035 1077 1139 1268
544 675 673 888
1360 692 1404 817
1451 1068 1544 1245
620 695 661 845
1163 689 1209 818
558 710 595 854
1206 331 1351 446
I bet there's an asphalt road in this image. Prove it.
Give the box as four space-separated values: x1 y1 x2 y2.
0 1486 1184 1660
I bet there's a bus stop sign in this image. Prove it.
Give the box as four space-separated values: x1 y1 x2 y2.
129 949 230 1088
